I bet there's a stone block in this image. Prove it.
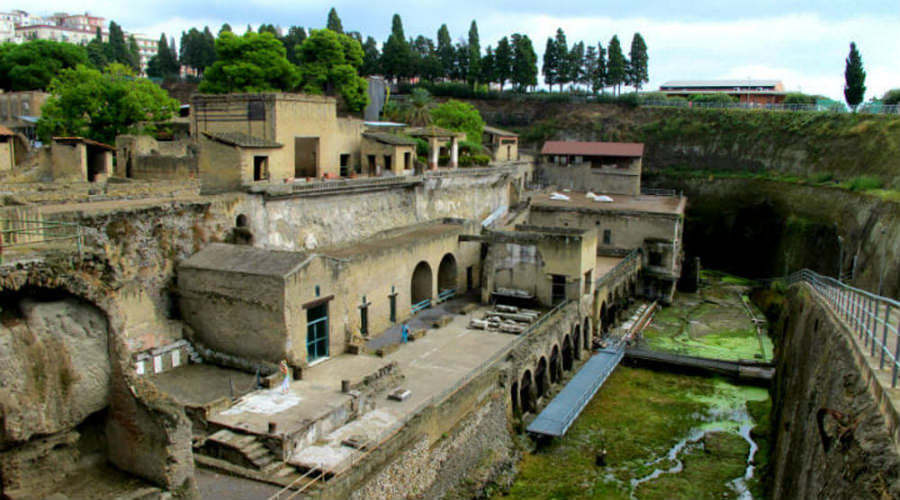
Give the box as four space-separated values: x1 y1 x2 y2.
376 343 400 357
432 315 453 329
459 303 479 315
409 329 427 341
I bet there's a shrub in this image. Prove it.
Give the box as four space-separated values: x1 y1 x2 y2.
847 175 884 191
809 172 834 184
881 88 900 105
470 154 491 165
689 93 738 103
784 93 816 105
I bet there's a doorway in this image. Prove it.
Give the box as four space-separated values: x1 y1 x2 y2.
306 303 329 362
294 137 319 178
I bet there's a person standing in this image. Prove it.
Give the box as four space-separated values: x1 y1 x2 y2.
279 360 290 394
401 323 409 343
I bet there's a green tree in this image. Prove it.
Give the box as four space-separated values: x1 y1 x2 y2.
628 32 648 91
381 14 410 82
843 41 866 111
594 42 607 93
437 24 454 81
280 26 307 66
430 99 485 144
467 20 481 87
606 35 626 95
326 7 344 34
218 23 232 36
568 41 585 91
147 33 180 79
37 63 178 144
199 31 300 93
105 21 130 66
0 40 89 90
297 29 368 112
542 37 558 89
881 88 900 105
258 24 280 37
127 35 141 73
481 46 495 87
360 36 380 76
86 28 108 69
553 28 569 90
511 33 537 91
583 45 598 92
494 36 512 91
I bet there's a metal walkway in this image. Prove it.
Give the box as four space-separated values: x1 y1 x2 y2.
526 344 624 437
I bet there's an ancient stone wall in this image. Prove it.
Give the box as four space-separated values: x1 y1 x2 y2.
769 284 899 500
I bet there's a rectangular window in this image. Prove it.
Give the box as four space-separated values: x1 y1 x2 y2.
584 270 592 295
253 156 269 181
649 251 663 267
603 229 612 245
551 274 566 305
247 100 265 121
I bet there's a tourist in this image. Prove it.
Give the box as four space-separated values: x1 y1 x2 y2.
401 323 409 343
279 360 290 394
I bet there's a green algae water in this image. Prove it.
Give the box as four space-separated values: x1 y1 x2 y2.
495 272 772 500
497 368 770 500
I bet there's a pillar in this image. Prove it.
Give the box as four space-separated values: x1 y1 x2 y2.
429 138 439 170
450 136 459 168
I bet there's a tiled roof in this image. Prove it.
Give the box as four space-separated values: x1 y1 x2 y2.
362 132 418 146
202 131 283 149
541 141 644 157
0 126 15 136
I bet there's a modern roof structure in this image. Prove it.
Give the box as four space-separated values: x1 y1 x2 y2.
180 243 310 277
362 132 418 146
202 131 283 149
405 125 465 138
660 80 783 90
52 136 115 150
541 141 644 158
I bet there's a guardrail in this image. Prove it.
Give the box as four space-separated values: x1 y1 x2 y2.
0 218 83 264
411 298 431 314
437 288 456 302
785 269 899 387
596 248 642 289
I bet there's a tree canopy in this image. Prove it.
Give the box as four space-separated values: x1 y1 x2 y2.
381 14 410 81
326 8 344 34
628 33 648 91
511 34 537 91
0 40 89 91
606 35 627 95
430 99 485 144
199 31 300 93
147 34 180 79
37 63 178 144
297 29 369 112
843 42 866 110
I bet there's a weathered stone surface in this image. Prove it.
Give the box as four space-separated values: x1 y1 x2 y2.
0 297 110 445
770 285 900 500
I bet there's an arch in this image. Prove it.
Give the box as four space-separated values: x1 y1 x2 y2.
520 370 534 413
437 253 458 293
235 214 248 227
600 302 608 333
411 261 433 306
549 346 560 384
562 334 573 371
536 356 548 396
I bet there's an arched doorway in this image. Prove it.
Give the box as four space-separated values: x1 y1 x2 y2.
549 346 560 383
562 335 573 371
411 261 433 309
437 253 458 297
600 302 608 334
520 371 534 413
536 357 548 397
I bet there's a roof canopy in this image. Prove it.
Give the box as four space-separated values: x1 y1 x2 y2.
52 136 115 150
180 243 310 277
483 125 518 137
405 125 464 139
541 141 644 158
362 132 418 146
202 131 283 149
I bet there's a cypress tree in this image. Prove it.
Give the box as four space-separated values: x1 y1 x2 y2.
542 37 558 89
606 35 626 95
628 33 648 91
381 14 410 82
494 36 512 91
326 7 344 34
843 42 866 111
437 25 454 81
467 20 481 87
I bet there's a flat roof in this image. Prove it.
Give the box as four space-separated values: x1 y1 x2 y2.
321 221 465 259
180 243 310 277
483 125 518 137
541 141 643 158
660 79 782 89
531 191 685 216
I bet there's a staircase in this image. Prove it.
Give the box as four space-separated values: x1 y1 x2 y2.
200 428 282 471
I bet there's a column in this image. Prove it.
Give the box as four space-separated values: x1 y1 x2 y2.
429 138 439 170
450 136 459 168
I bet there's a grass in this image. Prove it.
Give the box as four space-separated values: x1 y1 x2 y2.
496 369 771 500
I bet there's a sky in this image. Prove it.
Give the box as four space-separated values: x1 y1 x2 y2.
24 0 900 100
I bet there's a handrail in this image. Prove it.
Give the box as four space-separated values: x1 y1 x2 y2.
783 269 899 387
0 218 83 263
595 248 642 289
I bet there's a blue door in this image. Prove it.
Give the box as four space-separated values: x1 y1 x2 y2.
307 304 329 362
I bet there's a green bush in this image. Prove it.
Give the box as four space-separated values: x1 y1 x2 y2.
689 93 738 103
809 172 834 183
881 88 900 105
784 93 816 105
470 154 491 165
414 138 429 157
847 175 884 191
457 139 484 154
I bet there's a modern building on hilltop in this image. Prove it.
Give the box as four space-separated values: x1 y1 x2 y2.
659 79 787 104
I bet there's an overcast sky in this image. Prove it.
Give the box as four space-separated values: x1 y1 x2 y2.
26 0 900 100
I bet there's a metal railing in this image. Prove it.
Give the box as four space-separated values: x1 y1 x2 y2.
411 298 431 314
274 176 421 197
785 269 899 387
596 248 642 289
0 218 83 263
437 288 456 302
